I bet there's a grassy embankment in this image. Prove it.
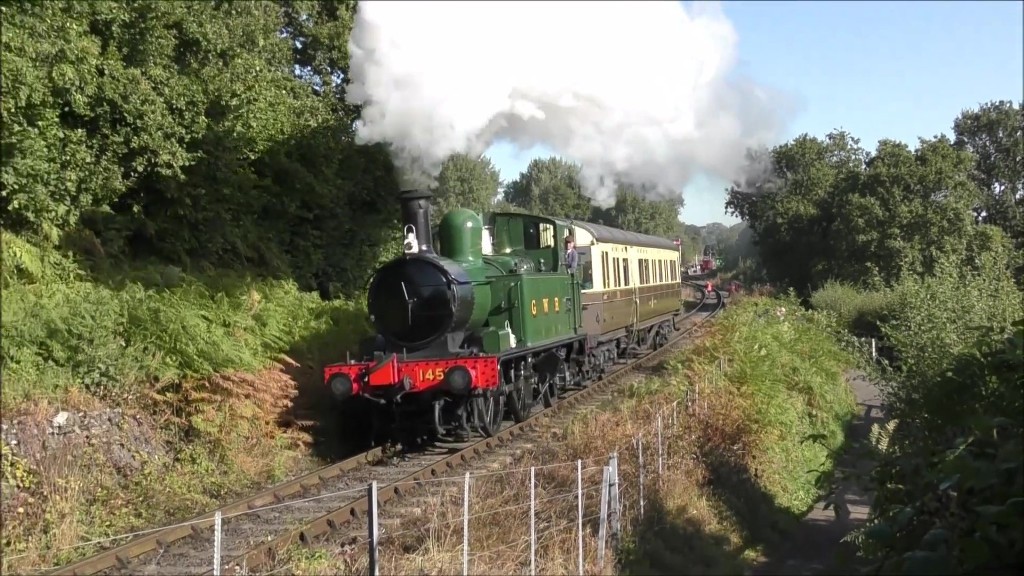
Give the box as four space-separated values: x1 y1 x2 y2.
280 295 859 575
1 233 374 572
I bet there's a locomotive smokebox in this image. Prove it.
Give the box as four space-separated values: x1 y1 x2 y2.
400 189 435 255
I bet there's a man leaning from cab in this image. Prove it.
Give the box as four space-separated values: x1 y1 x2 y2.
564 235 578 273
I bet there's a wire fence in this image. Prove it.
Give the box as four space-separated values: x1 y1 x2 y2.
21 378 709 576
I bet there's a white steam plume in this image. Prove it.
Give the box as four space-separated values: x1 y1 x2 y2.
346 0 794 206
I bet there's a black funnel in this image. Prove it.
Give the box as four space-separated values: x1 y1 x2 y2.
399 189 435 255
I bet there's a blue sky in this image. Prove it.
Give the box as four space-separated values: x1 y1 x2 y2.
484 0 1024 226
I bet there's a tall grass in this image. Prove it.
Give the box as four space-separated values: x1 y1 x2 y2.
809 280 892 336
683 296 858 513
2 233 369 404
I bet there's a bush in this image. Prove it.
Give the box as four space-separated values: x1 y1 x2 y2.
1 233 369 404
856 322 1023 574
845 249 1024 574
810 280 893 337
706 296 858 511
879 252 1021 397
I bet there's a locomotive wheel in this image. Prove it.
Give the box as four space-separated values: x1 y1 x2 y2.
653 327 669 350
507 374 535 423
473 390 505 437
541 373 558 409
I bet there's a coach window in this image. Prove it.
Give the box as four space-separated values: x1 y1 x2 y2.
659 260 665 283
613 257 621 287
622 258 630 286
602 252 610 288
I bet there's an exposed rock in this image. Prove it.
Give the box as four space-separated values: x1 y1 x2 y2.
3 406 170 489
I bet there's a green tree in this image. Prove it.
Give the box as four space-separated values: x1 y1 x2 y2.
0 0 400 296
953 100 1024 279
431 153 501 223
501 157 593 220
829 136 979 284
726 130 992 291
726 131 868 291
599 183 682 238
953 101 1023 229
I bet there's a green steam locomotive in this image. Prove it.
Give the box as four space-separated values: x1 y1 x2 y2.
324 190 697 444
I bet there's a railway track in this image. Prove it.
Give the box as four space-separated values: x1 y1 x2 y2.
51 282 725 576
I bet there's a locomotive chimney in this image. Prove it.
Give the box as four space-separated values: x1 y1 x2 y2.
399 189 436 256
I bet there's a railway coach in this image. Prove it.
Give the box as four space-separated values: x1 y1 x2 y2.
323 190 698 446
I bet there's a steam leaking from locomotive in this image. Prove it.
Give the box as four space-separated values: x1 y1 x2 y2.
345 0 796 206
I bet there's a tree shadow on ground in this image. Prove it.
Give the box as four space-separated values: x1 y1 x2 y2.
739 372 886 575
619 371 887 576
618 494 751 575
277 304 377 463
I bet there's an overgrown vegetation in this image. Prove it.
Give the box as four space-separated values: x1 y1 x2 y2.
727 102 1023 292
733 99 1023 573
275 297 857 575
809 258 1023 574
2 234 371 404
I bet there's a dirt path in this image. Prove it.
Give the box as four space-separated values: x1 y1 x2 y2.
750 370 887 575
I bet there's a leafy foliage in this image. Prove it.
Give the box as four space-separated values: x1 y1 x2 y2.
810 253 1021 574
1 233 370 405
726 130 989 292
809 281 892 338
0 0 400 296
856 322 1023 575
953 100 1024 250
728 99 1023 572
500 156 689 238
501 157 596 220
431 153 501 224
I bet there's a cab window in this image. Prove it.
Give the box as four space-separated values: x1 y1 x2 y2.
539 223 555 248
523 221 540 250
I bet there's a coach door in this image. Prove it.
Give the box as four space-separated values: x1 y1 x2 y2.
629 252 640 331
569 246 589 331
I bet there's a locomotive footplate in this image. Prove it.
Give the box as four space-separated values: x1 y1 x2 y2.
323 353 502 405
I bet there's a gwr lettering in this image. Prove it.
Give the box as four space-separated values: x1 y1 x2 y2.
529 296 565 316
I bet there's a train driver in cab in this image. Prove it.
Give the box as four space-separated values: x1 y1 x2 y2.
564 235 578 273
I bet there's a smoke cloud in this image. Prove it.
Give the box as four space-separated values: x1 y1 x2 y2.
346 0 795 206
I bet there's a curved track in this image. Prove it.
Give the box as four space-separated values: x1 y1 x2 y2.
51 282 725 576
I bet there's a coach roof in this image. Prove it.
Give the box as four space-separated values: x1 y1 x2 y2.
565 219 679 251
